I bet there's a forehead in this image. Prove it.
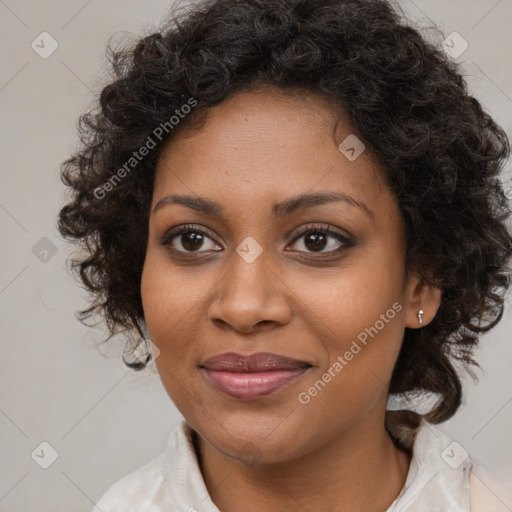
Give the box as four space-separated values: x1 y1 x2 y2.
154 88 392 219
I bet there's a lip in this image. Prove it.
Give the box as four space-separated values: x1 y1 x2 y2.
200 352 312 400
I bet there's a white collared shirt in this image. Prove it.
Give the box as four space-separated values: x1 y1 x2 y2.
91 417 477 511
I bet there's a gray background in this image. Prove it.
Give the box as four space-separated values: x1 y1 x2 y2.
1 0 511 510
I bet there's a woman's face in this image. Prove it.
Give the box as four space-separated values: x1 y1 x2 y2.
141 87 436 464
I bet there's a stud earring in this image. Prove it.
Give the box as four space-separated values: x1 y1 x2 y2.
417 309 424 326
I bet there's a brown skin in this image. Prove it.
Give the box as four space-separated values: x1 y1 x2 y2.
140 87 442 512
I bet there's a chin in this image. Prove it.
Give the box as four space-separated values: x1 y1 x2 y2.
192 409 314 465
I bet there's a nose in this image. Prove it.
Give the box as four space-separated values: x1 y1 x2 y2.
206 250 292 334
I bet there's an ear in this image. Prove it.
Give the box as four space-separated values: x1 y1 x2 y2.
403 271 442 329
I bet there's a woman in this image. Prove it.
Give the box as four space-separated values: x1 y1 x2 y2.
58 0 511 510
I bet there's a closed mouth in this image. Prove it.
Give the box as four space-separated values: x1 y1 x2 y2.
200 352 312 400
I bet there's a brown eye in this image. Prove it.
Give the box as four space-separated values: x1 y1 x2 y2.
160 225 221 253
288 225 354 254
159 223 354 256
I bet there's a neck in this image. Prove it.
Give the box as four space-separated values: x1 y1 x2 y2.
193 412 412 512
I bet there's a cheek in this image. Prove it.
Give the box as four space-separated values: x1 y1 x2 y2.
291 256 406 416
295 307 405 442
288 250 405 347
140 248 208 337
140 254 192 377
323 278 405 388
140 251 214 411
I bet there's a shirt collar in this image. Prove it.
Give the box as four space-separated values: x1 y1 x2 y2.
386 411 472 511
163 415 472 511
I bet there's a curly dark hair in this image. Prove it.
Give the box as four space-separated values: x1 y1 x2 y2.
57 0 512 425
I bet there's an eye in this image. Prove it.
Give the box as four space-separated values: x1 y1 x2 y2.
287 223 354 254
159 224 221 253
159 223 354 256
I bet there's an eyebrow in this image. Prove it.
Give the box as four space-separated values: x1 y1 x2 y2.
152 191 374 220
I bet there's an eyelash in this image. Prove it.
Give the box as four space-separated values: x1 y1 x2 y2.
158 223 355 256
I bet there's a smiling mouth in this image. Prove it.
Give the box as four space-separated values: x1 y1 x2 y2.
200 352 312 400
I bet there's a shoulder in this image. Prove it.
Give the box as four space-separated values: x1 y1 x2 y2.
470 471 485 512
469 470 509 512
90 422 192 512
385 410 473 511
385 411 507 512
91 452 171 512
